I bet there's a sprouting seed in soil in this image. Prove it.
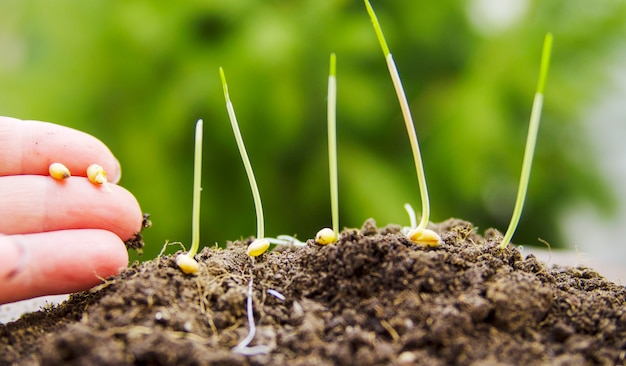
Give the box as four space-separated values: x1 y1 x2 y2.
403 203 441 247
364 0 441 246
499 33 553 250
315 227 338 245
176 119 203 274
220 67 269 257
246 238 270 257
48 162 71 180
221 67 272 355
315 52 339 245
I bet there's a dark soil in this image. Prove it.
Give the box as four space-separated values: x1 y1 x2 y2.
2 218 626 365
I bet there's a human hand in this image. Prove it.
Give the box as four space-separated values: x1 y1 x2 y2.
0 116 143 304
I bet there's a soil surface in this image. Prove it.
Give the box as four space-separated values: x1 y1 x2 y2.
1 218 626 365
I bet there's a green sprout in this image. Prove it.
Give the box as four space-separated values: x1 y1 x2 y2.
499 33 553 250
220 67 271 355
315 53 339 245
176 119 204 274
364 0 441 246
219 67 270 257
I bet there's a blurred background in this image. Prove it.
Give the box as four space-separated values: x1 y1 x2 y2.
1 0 625 263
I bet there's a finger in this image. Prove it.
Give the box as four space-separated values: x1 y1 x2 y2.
0 230 128 305
0 175 142 241
0 116 122 183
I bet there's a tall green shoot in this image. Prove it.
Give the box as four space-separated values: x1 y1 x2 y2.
219 68 267 254
220 67 270 355
364 0 430 230
176 119 203 274
364 0 440 246
315 53 340 245
500 33 553 250
328 53 339 236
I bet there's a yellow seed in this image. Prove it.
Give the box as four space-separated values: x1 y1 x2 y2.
176 254 199 274
49 163 71 180
315 227 337 245
408 228 441 247
247 238 270 257
87 164 107 185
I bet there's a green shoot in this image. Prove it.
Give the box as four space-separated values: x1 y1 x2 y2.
328 53 339 236
220 68 270 354
220 68 265 242
315 53 340 245
364 0 431 231
499 33 553 250
365 0 441 247
176 119 203 274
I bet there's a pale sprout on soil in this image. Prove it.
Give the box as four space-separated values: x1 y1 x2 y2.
48 162 71 180
175 119 203 275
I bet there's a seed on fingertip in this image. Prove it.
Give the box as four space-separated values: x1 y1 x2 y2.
87 164 107 185
49 163 71 180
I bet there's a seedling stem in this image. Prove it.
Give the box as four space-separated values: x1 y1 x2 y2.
220 67 265 241
176 119 203 274
189 119 203 257
365 0 430 230
500 33 553 250
328 53 339 235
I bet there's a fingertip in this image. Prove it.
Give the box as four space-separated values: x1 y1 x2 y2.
0 230 130 304
81 230 129 278
0 176 144 241
0 118 123 180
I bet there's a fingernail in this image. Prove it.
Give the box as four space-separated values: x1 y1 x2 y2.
111 158 122 184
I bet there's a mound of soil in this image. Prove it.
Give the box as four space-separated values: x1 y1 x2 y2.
1 219 625 365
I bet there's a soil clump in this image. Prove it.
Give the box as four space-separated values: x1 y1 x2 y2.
1 218 625 365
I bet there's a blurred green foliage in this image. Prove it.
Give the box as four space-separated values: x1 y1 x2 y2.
1 0 624 259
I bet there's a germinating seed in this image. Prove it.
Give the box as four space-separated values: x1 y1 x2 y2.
176 254 199 274
86 164 107 185
246 239 270 257
408 228 442 247
315 227 337 245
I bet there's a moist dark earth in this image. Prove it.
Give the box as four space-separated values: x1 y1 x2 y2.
1 218 626 365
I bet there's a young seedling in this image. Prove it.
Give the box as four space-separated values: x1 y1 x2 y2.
364 0 441 247
499 33 553 250
315 53 339 245
402 203 441 247
219 67 269 256
176 119 204 274
220 67 270 355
